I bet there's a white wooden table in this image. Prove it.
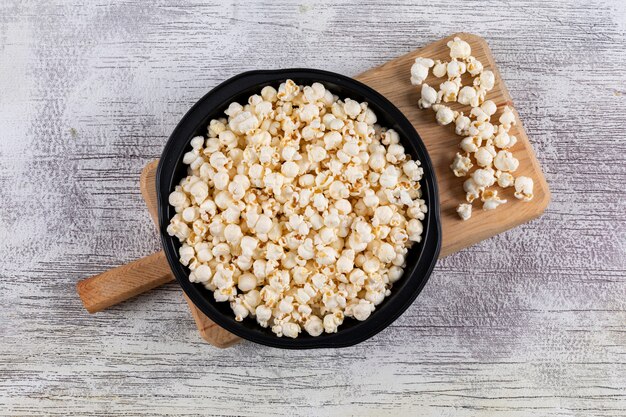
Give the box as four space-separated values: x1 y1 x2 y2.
1 1 625 415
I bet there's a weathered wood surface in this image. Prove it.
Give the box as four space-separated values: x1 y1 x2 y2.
0 1 625 416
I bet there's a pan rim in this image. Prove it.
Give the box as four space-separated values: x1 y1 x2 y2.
157 68 441 349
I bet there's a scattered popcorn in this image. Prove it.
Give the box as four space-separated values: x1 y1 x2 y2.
499 106 517 131
474 146 495 168
446 60 466 79
454 113 471 136
418 83 438 109
460 135 482 153
410 57 435 85
463 177 482 203
458 86 479 107
447 36 472 59
472 168 496 188
496 171 515 188
432 104 456 125
450 152 473 177
475 70 495 91
481 189 507 210
409 35 535 218
493 125 518 149
432 60 447 78
456 203 472 220
466 56 483 76
415 57 435 68
480 100 497 117
493 150 519 172
514 176 534 201
168 80 427 338
439 79 461 102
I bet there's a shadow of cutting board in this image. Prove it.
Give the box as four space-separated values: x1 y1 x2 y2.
142 32 549 346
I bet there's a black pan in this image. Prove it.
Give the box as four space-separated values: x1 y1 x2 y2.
157 69 441 348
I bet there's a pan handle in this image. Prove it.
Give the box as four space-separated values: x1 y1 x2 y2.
76 251 173 313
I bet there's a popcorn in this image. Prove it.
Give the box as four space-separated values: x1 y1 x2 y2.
432 104 456 125
499 106 517 131
303 316 324 336
432 60 447 78
450 152 473 177
447 36 472 59
496 171 515 188
446 60 466 79
418 83 438 109
493 150 520 172
375 242 396 263
379 165 400 188
458 86 479 107
474 145 496 168
402 160 423 182
373 206 394 226
410 57 435 86
460 135 482 153
409 35 535 218
481 100 497 117
189 181 209 205
455 113 471 136
439 79 461 102
350 300 375 321
179 245 195 266
229 111 260 135
472 168 496 188
323 312 344 333
168 81 426 338
463 177 482 203
481 189 507 210
231 299 249 322
280 161 300 178
343 98 362 119
168 190 188 209
475 70 495 91
466 56 483 76
182 207 199 223
255 305 272 327
514 176 534 201
223 224 243 244
494 125 518 149
406 219 423 242
194 264 212 283
456 203 472 221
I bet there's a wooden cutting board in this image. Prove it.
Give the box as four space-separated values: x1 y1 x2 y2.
78 32 549 347
140 32 549 346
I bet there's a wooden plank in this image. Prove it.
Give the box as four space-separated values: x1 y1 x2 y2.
76 251 173 313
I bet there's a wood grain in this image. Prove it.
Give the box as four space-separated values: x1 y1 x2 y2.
357 33 550 256
76 251 173 313
2 1 625 416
